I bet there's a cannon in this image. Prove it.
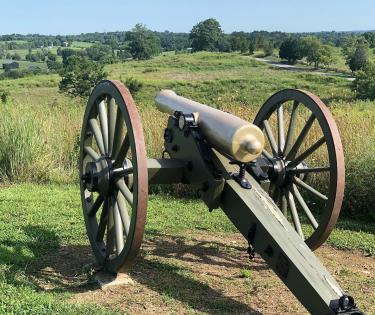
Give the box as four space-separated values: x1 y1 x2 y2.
79 80 362 315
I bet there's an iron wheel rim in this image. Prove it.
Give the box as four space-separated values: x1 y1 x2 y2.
253 89 344 250
79 80 148 273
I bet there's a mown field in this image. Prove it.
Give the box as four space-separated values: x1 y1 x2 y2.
0 52 374 314
0 184 374 314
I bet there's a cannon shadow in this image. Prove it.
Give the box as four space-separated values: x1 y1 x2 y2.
0 225 264 314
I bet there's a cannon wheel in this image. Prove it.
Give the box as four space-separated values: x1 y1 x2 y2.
253 89 344 250
80 80 148 273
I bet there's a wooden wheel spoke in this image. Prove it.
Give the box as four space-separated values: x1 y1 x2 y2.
112 109 124 159
116 179 134 205
277 104 285 154
287 167 331 175
84 146 100 161
106 197 115 256
263 120 278 156
284 101 299 156
288 137 325 168
88 194 104 217
108 98 117 156
89 118 105 155
114 133 130 167
286 113 315 160
96 198 109 242
286 190 304 239
262 149 273 161
117 192 131 236
292 176 328 201
113 193 124 255
281 190 288 217
98 100 109 154
292 184 319 229
272 187 281 205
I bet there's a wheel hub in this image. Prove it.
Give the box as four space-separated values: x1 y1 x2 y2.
250 155 309 188
83 157 112 195
82 157 134 196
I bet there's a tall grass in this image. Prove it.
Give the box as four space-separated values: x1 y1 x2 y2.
0 52 374 220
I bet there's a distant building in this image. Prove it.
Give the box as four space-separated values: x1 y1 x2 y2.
2 61 19 70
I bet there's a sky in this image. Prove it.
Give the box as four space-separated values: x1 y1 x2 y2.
0 0 374 35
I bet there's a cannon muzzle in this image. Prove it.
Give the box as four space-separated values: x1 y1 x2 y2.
155 90 264 163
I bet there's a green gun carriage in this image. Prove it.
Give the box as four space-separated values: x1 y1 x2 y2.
79 80 363 315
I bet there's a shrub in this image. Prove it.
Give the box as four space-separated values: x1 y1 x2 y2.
124 77 143 95
348 45 369 72
279 37 304 64
0 90 9 103
58 55 106 98
352 62 375 100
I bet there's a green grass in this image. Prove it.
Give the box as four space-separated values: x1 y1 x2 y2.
70 41 93 49
0 51 374 220
0 184 373 313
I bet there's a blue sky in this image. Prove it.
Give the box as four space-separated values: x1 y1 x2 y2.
0 0 374 35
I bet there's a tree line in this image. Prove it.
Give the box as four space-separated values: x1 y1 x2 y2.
1 19 375 100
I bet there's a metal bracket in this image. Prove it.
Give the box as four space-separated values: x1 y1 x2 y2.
332 295 363 315
230 162 252 189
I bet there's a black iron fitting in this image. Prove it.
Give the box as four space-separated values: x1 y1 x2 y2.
230 161 252 189
331 295 363 315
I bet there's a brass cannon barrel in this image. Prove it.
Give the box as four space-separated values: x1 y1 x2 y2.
155 90 265 163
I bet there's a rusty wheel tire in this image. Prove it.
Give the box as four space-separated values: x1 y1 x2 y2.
253 89 344 250
80 80 148 273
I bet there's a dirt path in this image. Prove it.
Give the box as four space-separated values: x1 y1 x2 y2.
254 58 355 82
33 232 374 314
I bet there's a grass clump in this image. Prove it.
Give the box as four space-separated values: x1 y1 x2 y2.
239 269 252 278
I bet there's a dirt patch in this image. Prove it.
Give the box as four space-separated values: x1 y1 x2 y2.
32 232 374 314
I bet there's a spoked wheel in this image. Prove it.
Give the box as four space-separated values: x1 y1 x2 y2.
80 80 148 273
252 89 344 250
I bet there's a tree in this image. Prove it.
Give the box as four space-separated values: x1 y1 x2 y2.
279 38 304 64
317 45 336 68
128 24 161 60
230 32 250 54
58 55 106 98
60 48 86 66
217 36 232 52
347 44 369 73
362 32 375 48
11 53 21 60
352 62 375 100
248 40 255 55
189 18 222 52
303 37 335 69
85 43 113 62
262 40 274 57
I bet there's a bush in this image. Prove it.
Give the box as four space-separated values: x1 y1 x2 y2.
58 55 106 98
124 77 143 95
348 45 369 72
352 62 375 100
0 90 9 103
0 68 48 80
279 37 304 64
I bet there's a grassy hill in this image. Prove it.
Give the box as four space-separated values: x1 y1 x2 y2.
0 51 374 314
0 51 374 218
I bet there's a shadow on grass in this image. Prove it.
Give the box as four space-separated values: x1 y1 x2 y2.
143 230 269 271
0 225 264 314
132 257 262 315
0 225 95 293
